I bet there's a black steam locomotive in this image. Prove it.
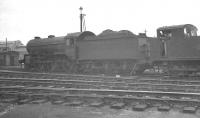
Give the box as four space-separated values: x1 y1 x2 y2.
25 24 200 75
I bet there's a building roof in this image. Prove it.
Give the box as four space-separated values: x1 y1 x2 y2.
0 40 25 52
0 40 23 46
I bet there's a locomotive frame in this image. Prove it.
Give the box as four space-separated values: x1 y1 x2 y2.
25 24 200 75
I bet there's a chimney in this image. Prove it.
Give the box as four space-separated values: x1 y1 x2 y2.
48 35 55 38
34 36 41 39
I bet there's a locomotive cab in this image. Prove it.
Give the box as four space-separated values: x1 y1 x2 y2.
157 24 198 39
157 24 198 57
155 24 200 74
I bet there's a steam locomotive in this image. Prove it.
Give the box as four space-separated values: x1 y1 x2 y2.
25 24 200 75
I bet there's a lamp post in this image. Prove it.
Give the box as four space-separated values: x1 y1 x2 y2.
79 7 83 32
79 7 86 32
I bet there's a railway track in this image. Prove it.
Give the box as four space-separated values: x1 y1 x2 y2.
1 79 200 93
1 70 200 113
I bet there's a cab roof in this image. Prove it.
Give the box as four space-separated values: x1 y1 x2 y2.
157 24 198 31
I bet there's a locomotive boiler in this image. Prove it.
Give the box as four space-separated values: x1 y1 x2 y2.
25 30 150 75
25 24 200 75
26 31 95 73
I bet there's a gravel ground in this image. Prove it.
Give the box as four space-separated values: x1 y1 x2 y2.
0 103 200 118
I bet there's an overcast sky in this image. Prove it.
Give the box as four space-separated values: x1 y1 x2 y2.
0 0 199 45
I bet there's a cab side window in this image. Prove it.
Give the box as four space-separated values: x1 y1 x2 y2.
158 30 172 39
184 27 197 38
184 28 190 37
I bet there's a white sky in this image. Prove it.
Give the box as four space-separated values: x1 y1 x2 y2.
0 0 200 45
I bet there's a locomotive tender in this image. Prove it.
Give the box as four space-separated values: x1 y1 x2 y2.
25 24 200 75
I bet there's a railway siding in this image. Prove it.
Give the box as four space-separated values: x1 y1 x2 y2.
1 70 200 115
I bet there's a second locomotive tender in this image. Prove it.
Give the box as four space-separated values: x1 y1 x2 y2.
25 24 200 75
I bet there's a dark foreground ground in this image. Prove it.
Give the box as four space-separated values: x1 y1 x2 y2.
0 103 200 118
